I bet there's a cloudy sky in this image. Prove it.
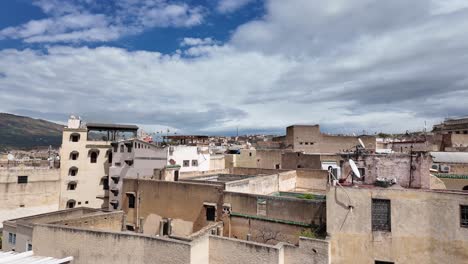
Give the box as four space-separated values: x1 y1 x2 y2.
1 0 468 135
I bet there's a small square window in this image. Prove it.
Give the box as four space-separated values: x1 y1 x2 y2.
305 142 309 145
192 160 198 166
17 176 28 184
115 162 121 167
461 205 468 228
125 160 134 166
183 160 190 167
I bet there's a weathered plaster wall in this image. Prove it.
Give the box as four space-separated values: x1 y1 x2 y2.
282 153 322 170
52 211 123 231
256 149 284 169
438 177 468 190
209 235 282 264
283 237 330 264
33 225 193 264
209 155 226 170
327 187 468 264
224 192 325 225
122 179 224 232
295 169 328 191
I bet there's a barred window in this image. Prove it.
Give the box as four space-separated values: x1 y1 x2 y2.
372 199 391 231
461 205 468 228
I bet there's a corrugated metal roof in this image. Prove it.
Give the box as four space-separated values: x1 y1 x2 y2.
431 152 468 163
0 251 73 264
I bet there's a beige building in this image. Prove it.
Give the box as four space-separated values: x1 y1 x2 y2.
0 162 60 228
59 117 138 209
3 167 330 264
283 125 376 153
327 186 468 264
225 149 257 168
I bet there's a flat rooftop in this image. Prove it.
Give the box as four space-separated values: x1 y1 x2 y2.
186 174 256 183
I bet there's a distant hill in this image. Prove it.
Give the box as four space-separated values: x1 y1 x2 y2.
0 113 63 151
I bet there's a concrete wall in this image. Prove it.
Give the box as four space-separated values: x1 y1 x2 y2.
285 125 376 154
438 177 468 190
224 192 325 225
209 235 282 264
295 169 329 192
225 149 257 168
224 169 297 195
282 152 322 170
52 211 124 231
283 237 330 264
122 179 224 233
33 224 193 264
342 153 432 189
209 235 329 264
0 166 60 227
210 155 225 170
256 149 283 169
327 187 468 264
60 128 111 209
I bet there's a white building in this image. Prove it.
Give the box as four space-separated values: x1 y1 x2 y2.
167 145 211 173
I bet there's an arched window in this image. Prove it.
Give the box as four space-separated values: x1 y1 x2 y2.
70 133 80 142
66 199 76 209
67 181 77 190
69 167 78 176
120 144 124 153
463 185 468 191
90 151 98 163
69 151 79 160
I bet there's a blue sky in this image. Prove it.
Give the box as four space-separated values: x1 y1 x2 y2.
1 0 468 135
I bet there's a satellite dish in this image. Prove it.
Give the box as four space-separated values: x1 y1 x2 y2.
349 159 361 178
358 138 366 149
7 154 14 161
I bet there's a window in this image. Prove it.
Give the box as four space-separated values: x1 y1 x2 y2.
375 261 394 264
27 243 32 251
183 160 190 167
8 233 16 245
67 182 77 190
120 145 124 153
17 176 28 184
275 164 280 169
69 167 78 176
299 142 303 145
127 145 132 152
107 151 112 163
461 205 468 228
126 225 135 231
358 168 366 177
206 206 216 221
372 199 391 231
249 152 252 157
115 162 121 167
127 193 136 208
66 199 76 209
70 133 80 142
257 198 267 216
192 160 198 166
102 177 109 190
125 160 134 166
305 142 309 145
90 151 98 163
70 151 79 160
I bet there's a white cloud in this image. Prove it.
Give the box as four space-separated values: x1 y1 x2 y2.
217 0 254 13
2 0 468 133
0 0 204 43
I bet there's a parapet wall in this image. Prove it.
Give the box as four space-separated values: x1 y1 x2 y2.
295 169 329 191
33 224 193 264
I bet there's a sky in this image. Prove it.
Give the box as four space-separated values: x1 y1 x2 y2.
1 0 468 135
